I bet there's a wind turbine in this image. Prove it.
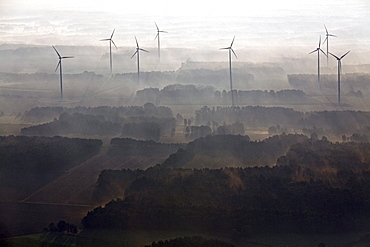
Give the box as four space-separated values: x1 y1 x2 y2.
323 25 336 66
154 22 167 59
100 29 117 75
52 46 73 101
329 51 350 105
309 35 327 89
131 36 149 85
220 36 237 108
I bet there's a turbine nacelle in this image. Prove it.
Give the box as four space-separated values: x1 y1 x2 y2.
220 36 237 58
323 24 337 44
131 36 149 58
329 51 350 61
100 29 117 49
309 36 327 56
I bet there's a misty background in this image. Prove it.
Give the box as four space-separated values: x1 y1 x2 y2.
1 0 370 112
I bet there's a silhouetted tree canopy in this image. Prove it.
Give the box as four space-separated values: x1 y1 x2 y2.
84 137 370 236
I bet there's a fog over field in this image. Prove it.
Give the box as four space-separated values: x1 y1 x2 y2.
1 1 370 246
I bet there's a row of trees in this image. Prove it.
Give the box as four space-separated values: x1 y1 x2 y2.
136 84 307 105
194 106 370 135
162 134 308 169
144 236 235 247
21 103 173 124
21 111 177 140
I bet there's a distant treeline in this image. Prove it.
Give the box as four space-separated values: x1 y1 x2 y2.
144 236 235 247
108 138 185 157
136 84 307 105
288 73 370 93
0 71 103 84
82 138 370 235
22 103 173 123
162 134 308 169
21 104 176 140
0 136 102 200
194 106 370 134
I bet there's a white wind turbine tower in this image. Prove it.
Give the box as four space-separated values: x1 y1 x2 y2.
131 36 149 86
329 51 350 105
323 25 336 66
154 22 167 60
100 29 117 75
52 46 73 101
220 36 237 108
309 36 327 89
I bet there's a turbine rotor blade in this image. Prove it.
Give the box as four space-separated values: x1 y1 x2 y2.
131 51 138 59
328 52 340 60
134 36 139 48
140 48 149 53
55 61 61 72
100 39 110 41
328 34 336 37
111 40 118 49
61 56 74 59
324 24 328 34
154 33 159 40
159 30 168 33
340 50 350 59
155 22 159 31
111 29 115 39
230 36 235 47
319 48 327 57
318 36 321 48
220 47 229 50
231 48 237 59
52 46 61 58
322 37 328 45
309 49 317 54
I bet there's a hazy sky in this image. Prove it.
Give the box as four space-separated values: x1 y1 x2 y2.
1 0 370 59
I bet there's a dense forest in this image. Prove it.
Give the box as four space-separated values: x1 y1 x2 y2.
162 134 308 169
20 104 176 139
194 106 370 135
82 138 370 237
21 103 173 123
0 136 102 200
136 84 308 105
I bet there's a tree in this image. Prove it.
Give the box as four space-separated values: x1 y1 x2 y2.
268 126 277 135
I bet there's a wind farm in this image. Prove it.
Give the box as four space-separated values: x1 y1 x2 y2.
1 1 370 246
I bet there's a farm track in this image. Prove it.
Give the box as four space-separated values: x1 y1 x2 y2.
20 143 168 206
